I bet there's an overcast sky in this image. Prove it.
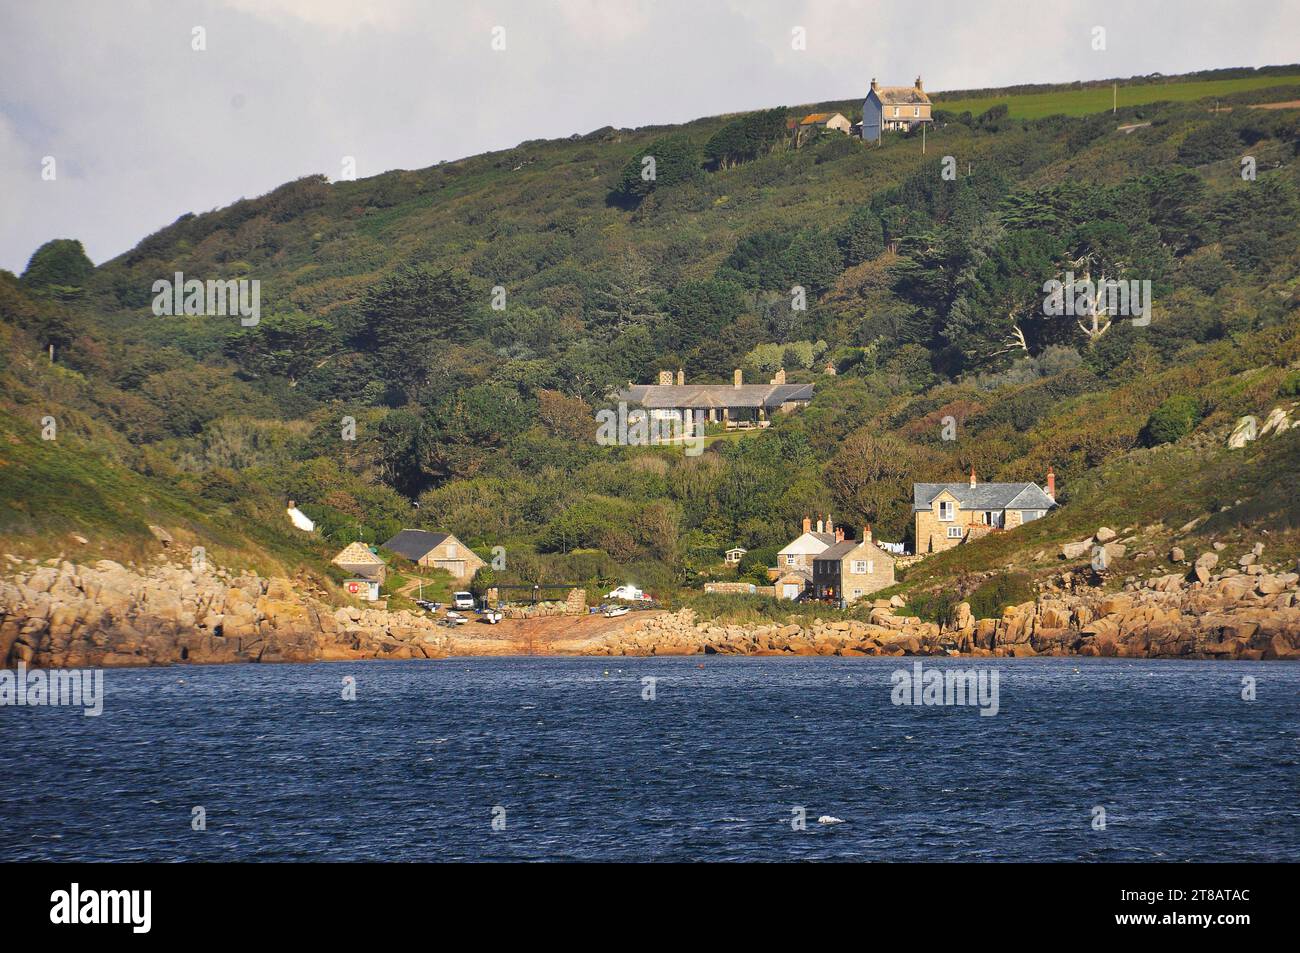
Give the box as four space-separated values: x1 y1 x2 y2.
1 0 1297 273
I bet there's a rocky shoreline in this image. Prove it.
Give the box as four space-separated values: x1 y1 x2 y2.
585 566 1300 660
2 553 1299 668
0 557 454 667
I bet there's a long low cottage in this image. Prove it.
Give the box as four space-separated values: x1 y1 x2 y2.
617 368 813 434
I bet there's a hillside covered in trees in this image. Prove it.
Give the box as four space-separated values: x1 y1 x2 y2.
3 66 1300 603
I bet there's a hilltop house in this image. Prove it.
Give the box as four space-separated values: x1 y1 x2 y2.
812 525 897 604
797 111 852 143
380 529 486 583
862 76 933 143
616 368 813 434
913 467 1057 555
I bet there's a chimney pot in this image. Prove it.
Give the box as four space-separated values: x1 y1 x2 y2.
835 527 844 542
864 525 872 544
969 466 977 489
1047 465 1056 500
733 368 743 388
802 516 811 534
676 368 685 386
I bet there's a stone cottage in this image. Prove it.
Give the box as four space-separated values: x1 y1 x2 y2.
913 467 1057 555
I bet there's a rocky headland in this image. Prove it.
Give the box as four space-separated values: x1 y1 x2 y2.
2 546 1298 668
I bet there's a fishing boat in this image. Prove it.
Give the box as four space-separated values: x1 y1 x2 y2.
602 605 630 618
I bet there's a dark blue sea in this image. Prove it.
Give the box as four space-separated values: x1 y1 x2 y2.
2 657 1296 861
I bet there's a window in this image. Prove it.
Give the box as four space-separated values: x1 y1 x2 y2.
786 554 797 566
852 589 863 599
852 560 867 574
939 501 954 521
947 526 963 539
914 106 920 117
893 106 900 116
1023 510 1043 522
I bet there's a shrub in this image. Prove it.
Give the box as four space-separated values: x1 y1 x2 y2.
1280 370 1300 398
902 590 959 629
967 571 1034 620
1142 394 1201 446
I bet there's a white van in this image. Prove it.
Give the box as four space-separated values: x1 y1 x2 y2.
452 591 475 610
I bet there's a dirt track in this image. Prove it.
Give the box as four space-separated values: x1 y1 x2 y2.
441 610 663 655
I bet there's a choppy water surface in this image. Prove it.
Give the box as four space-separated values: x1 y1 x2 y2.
2 657 1296 861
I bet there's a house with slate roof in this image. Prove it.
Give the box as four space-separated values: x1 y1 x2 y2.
811 525 896 604
616 367 813 434
862 76 933 143
913 467 1057 555
771 515 842 600
380 529 485 583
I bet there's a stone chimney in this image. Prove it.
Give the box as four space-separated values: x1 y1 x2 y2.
915 75 924 91
676 368 685 386
863 525 873 545
969 466 977 489
817 515 824 534
835 527 844 542
826 515 834 535
658 370 673 386
1047 465 1056 500
288 499 295 509
771 368 786 385
802 516 811 534
870 77 879 93
733 368 743 388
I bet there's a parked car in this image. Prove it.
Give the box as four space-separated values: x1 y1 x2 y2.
605 585 643 601
452 591 476 610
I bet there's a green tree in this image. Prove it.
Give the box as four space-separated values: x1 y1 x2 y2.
352 267 477 402
612 134 700 204
21 239 95 298
1142 395 1201 446
224 313 338 385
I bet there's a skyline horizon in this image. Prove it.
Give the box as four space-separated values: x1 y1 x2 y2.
4 0 1299 273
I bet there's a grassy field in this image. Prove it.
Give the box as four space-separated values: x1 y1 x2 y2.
933 75 1300 119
